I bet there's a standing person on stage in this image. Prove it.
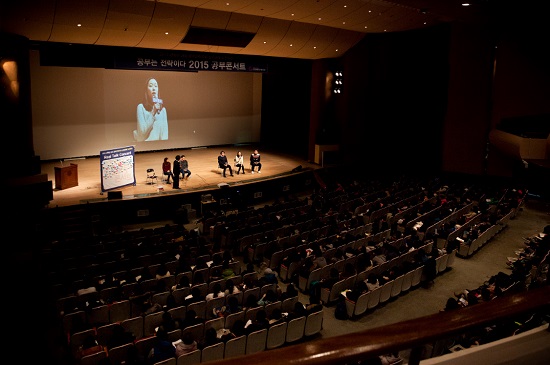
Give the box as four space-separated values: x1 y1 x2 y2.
179 154 191 181
162 157 174 184
173 155 181 189
250 149 262 174
134 77 168 141
234 151 245 175
218 151 233 178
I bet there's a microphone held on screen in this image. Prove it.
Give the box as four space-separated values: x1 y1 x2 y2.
153 97 163 114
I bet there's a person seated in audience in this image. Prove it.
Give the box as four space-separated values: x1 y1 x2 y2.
184 286 204 306
372 246 387 266
305 296 323 313
268 307 287 326
192 271 205 285
345 280 368 302
298 256 317 280
257 289 278 306
259 267 279 285
330 248 345 264
214 295 242 318
245 309 270 334
198 327 222 350
148 327 176 364
180 309 203 329
155 263 171 280
279 282 298 301
76 275 98 296
194 257 209 271
172 274 191 291
205 282 225 301
175 332 197 357
175 254 193 274
230 319 247 338
356 251 374 273
97 271 121 291
241 262 256 277
106 323 135 350
136 265 154 283
76 334 104 361
287 301 309 320
341 262 357 279
320 267 341 289
379 352 404 365
312 247 328 268
209 267 223 282
160 310 181 332
442 297 461 312
224 278 241 295
365 273 380 291
243 293 260 311
221 259 236 279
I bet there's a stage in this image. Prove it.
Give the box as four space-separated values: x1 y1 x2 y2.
41 146 321 213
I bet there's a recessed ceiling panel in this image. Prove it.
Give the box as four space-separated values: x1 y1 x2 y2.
0 0 56 41
49 0 110 44
138 3 195 49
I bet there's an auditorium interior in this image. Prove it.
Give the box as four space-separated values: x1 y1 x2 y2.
2 1 549 365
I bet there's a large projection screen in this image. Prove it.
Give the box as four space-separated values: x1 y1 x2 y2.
29 50 262 161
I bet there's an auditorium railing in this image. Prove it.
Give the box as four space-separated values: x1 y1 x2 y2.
214 285 550 365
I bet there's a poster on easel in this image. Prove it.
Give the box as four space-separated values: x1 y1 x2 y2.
100 146 136 192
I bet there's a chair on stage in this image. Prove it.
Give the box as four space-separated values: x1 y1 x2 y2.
146 168 158 184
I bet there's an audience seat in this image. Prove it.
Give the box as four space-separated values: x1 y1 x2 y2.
200 342 224 363
176 349 200 365
266 321 287 349
285 316 306 343
223 335 246 359
245 328 267 354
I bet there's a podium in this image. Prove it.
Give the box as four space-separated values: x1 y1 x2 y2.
55 163 78 190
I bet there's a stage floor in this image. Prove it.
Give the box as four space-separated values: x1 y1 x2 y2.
41 147 320 208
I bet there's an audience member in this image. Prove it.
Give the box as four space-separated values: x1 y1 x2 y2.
175 332 197 356
180 309 203 329
148 327 176 364
245 309 270 333
205 282 225 301
76 334 104 361
198 327 222 350
106 323 135 350
155 263 171 280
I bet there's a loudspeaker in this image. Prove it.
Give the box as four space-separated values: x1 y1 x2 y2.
107 191 123 200
217 183 230 189
291 165 303 173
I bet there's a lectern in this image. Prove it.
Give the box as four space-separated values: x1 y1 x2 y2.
55 163 78 190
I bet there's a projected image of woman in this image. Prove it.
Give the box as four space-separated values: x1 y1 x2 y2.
133 77 168 141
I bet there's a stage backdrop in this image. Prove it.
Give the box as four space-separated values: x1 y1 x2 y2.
29 50 262 160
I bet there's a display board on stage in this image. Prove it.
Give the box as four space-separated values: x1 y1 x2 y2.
100 146 136 192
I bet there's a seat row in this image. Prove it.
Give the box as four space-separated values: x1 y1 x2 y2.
64 288 299 342
344 249 457 318
77 309 324 365
456 211 513 257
